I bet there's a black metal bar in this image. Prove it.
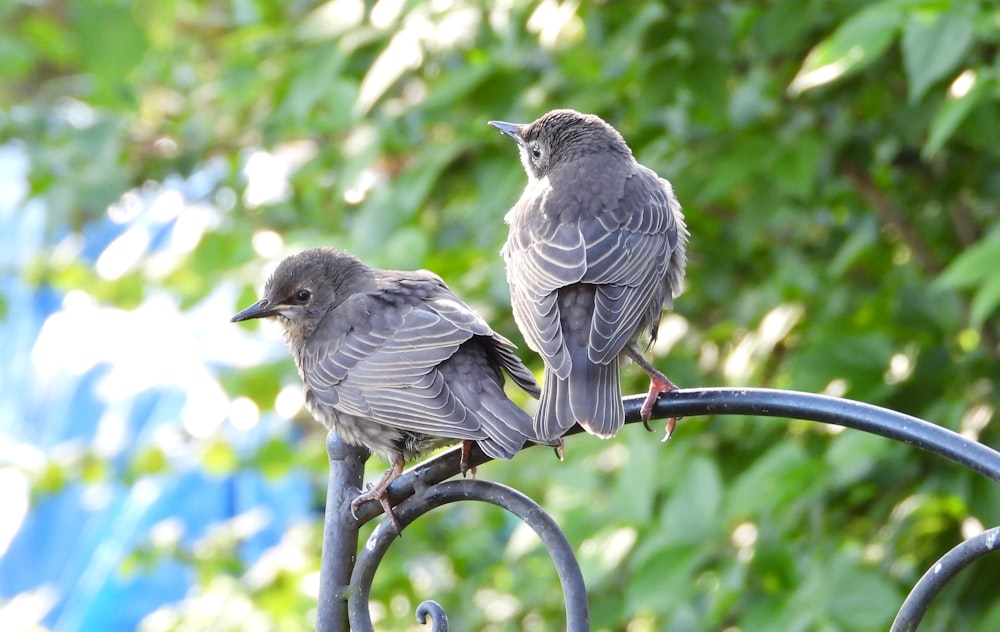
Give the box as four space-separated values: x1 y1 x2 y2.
891 526 1000 632
633 388 1000 484
350 388 1000 522
316 432 369 632
347 479 591 632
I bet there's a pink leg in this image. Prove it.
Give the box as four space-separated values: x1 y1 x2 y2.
351 454 405 535
460 440 478 479
624 346 679 441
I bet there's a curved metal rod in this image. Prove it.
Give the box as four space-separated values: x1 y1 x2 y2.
343 387 1000 631
643 388 1000 484
891 526 1000 632
348 478 590 632
351 387 1000 525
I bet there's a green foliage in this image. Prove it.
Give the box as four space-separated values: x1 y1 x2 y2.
6 0 1000 630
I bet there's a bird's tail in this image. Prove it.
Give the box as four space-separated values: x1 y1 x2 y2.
474 387 541 460
534 359 624 441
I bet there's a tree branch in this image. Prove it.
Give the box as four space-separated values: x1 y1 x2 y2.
843 164 942 275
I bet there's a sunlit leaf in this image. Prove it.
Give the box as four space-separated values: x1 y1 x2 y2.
788 2 902 95
923 68 993 158
902 10 974 103
201 441 240 475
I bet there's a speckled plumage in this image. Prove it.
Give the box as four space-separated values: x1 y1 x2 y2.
232 248 543 525
490 109 688 440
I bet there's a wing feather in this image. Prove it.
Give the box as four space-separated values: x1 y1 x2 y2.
301 281 535 446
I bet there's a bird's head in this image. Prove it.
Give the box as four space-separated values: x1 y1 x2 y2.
232 248 373 339
489 109 631 180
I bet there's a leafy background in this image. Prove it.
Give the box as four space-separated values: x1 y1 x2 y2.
2 0 1000 630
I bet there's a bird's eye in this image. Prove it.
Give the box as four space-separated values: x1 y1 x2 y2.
530 143 542 159
296 289 312 303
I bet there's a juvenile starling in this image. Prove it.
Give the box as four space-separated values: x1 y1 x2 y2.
232 248 544 530
489 109 688 441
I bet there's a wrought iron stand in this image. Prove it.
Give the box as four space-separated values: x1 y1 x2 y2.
315 388 1000 631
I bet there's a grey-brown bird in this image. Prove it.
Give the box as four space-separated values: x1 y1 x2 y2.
489 109 688 441
231 248 544 531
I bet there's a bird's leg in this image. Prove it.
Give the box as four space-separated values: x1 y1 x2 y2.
623 345 679 440
351 454 405 534
553 437 565 461
460 440 477 478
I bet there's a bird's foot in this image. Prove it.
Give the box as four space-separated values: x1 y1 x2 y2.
640 375 680 442
350 456 406 535
625 345 680 437
351 488 402 534
460 440 477 479
639 373 677 427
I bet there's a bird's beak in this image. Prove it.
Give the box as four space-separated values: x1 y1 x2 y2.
231 299 278 323
488 120 524 145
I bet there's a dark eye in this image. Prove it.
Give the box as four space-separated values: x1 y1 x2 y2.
296 289 312 303
530 143 542 159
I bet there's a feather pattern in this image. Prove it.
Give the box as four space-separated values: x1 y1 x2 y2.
497 110 688 440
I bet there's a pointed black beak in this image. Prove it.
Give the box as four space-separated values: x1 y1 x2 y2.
488 120 524 145
231 299 278 323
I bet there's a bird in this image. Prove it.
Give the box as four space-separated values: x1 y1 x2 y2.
231 247 547 532
489 109 688 442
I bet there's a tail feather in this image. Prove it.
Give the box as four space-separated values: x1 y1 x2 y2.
534 359 624 441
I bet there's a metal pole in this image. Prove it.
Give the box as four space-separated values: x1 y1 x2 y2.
316 431 369 632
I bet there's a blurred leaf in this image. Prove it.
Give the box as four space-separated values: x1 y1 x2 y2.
660 455 723 543
249 439 295 480
627 545 705 616
970 274 1000 328
201 441 240 475
727 442 824 519
935 226 1000 290
771 135 822 198
825 430 890 489
934 227 1000 326
70 0 149 108
902 10 974 103
827 562 899 629
22 12 75 66
34 462 68 496
923 67 993 159
80 452 109 484
789 2 903 95
129 446 170 479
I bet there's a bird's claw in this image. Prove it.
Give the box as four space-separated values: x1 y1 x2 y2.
553 438 565 461
661 416 677 442
351 489 403 535
639 373 679 441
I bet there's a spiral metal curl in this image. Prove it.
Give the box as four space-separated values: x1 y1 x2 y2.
414 601 448 630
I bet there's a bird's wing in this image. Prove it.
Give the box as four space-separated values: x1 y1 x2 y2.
504 162 681 369
301 287 506 439
503 189 588 377
583 168 681 364
391 273 540 397
416 284 541 398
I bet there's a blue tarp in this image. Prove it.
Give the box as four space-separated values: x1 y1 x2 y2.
0 144 315 631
